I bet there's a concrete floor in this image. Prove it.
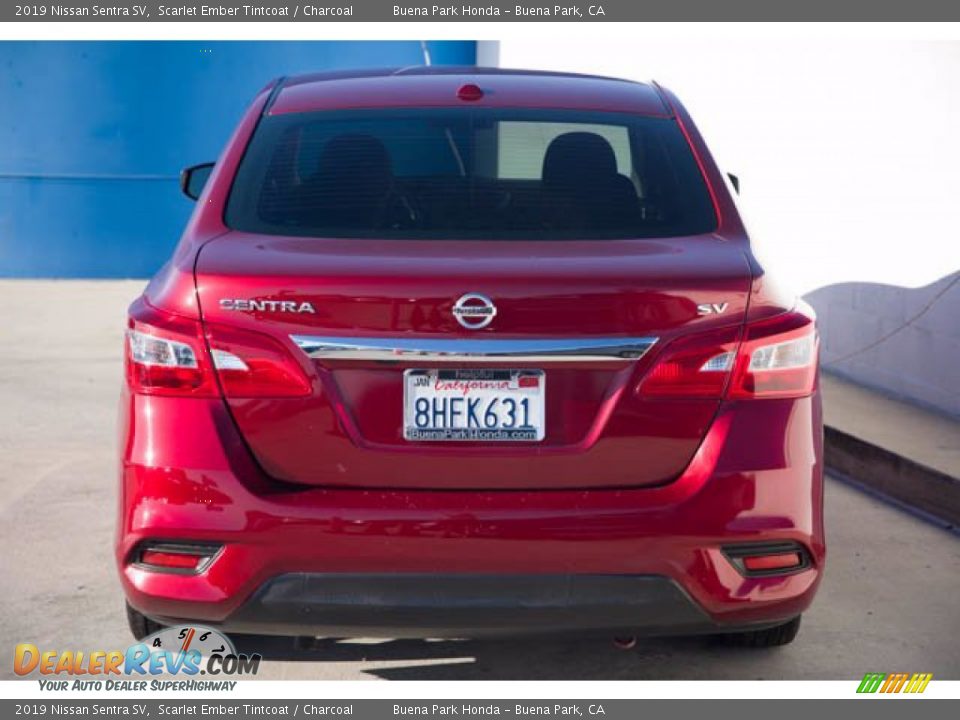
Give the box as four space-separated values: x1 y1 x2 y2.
821 373 960 479
1 280 958 681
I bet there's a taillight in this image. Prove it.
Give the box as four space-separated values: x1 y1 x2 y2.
639 326 741 398
126 300 218 397
126 299 311 398
727 305 818 400
639 304 818 400
206 322 312 398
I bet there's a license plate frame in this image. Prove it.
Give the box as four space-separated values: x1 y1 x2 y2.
403 368 545 442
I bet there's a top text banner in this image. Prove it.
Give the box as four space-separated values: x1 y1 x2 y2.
6 0 960 21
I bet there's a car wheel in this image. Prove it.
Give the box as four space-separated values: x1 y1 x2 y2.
125 602 166 640
719 616 801 648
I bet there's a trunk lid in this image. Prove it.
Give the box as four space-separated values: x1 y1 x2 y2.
195 232 751 490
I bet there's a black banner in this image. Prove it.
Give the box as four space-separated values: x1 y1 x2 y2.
5 0 960 21
3 699 960 719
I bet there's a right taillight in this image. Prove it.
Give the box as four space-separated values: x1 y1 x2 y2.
640 304 818 400
639 325 741 398
727 305 818 400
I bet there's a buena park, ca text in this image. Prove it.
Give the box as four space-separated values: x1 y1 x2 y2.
395 706 606 716
395 5 605 16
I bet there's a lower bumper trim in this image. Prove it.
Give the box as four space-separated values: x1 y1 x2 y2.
153 573 761 639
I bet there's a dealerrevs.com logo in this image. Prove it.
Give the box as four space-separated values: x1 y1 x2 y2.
15 626 260 690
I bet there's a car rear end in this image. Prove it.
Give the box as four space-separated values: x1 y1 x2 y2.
117 69 824 643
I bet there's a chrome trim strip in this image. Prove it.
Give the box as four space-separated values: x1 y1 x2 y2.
291 335 658 363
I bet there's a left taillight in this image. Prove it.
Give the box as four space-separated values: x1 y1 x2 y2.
125 300 218 397
206 322 312 398
125 299 312 399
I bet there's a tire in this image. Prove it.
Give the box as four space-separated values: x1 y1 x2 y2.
125 602 166 640
719 616 801 648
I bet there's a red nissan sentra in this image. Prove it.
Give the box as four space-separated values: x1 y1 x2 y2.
118 68 824 647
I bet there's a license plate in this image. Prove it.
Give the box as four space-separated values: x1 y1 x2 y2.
403 369 545 442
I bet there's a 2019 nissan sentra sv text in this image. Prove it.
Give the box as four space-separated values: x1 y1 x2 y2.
118 68 824 648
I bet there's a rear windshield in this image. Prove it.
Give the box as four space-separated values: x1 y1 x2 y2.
225 108 717 240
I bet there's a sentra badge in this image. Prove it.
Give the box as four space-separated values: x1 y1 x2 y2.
220 298 316 314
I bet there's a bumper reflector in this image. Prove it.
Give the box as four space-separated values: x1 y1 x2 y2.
136 543 221 573
140 550 203 570
743 552 803 572
723 541 811 576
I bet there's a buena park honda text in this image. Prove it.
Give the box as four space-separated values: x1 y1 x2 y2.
118 67 824 648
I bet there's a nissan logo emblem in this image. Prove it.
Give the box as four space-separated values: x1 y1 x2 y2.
452 293 497 330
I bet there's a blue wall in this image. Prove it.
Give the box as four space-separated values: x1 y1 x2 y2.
0 41 476 277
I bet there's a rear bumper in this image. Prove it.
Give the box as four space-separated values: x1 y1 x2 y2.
150 573 790 639
117 388 825 638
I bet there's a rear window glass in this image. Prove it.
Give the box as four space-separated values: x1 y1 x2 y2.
225 108 717 240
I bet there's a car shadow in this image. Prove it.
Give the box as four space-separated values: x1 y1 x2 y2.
230 633 773 680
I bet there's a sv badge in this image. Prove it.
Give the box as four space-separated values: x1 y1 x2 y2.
697 302 729 316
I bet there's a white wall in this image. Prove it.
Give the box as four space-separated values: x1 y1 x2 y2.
499 37 960 416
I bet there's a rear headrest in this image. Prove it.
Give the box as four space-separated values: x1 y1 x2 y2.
542 132 619 186
316 133 393 193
